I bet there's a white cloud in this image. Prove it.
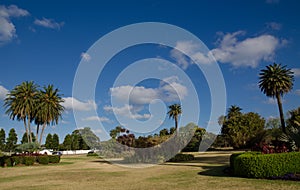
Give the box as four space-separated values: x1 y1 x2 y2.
104 104 151 119
82 116 111 122
0 85 8 100
62 97 97 111
110 76 187 105
292 68 300 77
0 5 29 45
211 31 283 68
34 18 64 30
170 41 213 69
266 22 282 30
171 32 284 69
264 97 285 105
80 52 91 62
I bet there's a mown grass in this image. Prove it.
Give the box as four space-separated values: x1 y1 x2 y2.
1 152 300 190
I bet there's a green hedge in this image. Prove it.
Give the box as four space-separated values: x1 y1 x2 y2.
37 155 49 165
231 152 300 178
23 156 35 166
12 156 24 165
168 153 195 162
49 155 60 163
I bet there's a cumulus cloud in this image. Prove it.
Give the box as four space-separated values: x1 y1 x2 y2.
0 85 9 100
0 5 29 45
104 104 151 119
171 31 285 69
110 76 187 105
34 18 64 30
264 97 285 105
80 52 91 62
62 97 97 111
292 68 300 77
82 116 111 122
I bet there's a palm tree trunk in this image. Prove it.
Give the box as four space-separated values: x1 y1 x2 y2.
28 117 32 143
36 124 40 144
24 119 29 143
276 93 286 134
175 116 178 131
39 123 46 145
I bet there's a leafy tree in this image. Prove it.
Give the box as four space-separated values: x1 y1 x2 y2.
45 134 53 149
63 134 72 150
4 81 38 143
265 117 281 129
259 63 294 133
287 107 300 129
182 127 206 152
169 127 176 135
109 126 123 139
159 128 169 137
36 85 64 144
0 128 6 151
6 128 18 151
79 127 100 149
21 132 36 144
220 106 265 148
52 133 59 150
167 104 182 131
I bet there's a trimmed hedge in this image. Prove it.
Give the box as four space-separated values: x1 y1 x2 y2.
168 153 195 162
231 152 300 178
49 155 60 163
37 155 49 165
12 156 24 165
23 156 35 166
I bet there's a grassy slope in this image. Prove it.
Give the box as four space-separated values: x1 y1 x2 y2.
1 152 300 190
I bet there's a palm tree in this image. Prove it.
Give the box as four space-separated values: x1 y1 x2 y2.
167 104 182 131
287 107 300 128
259 63 294 133
36 85 64 144
227 105 242 119
4 81 38 143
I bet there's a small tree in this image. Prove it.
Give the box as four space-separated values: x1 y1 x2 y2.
45 134 53 149
0 128 5 151
52 134 59 150
6 128 18 151
63 134 72 150
21 132 36 144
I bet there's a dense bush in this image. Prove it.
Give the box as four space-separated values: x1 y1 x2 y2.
231 152 300 178
12 156 24 165
23 156 35 166
49 155 60 163
0 156 12 167
168 153 195 162
230 152 260 170
37 155 49 165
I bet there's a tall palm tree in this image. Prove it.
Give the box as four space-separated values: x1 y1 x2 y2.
167 104 182 131
36 85 64 144
259 63 294 133
4 81 38 143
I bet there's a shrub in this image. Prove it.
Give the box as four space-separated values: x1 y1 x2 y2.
37 155 49 165
87 152 99 157
23 156 35 166
230 152 261 170
168 153 194 162
0 156 13 167
232 152 300 178
49 155 60 163
12 156 24 165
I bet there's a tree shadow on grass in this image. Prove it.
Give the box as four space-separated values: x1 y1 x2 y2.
198 165 231 177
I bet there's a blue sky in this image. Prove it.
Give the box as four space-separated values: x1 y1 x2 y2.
0 0 300 143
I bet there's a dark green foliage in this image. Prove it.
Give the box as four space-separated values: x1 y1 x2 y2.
182 127 206 152
63 134 72 150
16 142 40 153
12 156 24 165
0 156 13 167
231 152 300 178
87 152 99 157
0 128 6 151
49 155 60 163
23 156 35 166
6 128 18 151
45 134 53 149
21 132 36 144
37 155 49 165
168 153 194 162
52 134 59 150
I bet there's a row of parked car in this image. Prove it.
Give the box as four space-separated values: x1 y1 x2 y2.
39 149 62 156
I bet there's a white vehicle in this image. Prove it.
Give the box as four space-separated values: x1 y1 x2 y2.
39 149 52 155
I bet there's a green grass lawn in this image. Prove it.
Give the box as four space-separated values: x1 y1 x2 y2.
1 152 300 190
